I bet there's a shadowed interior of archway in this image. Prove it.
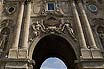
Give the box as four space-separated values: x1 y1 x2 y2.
32 34 78 69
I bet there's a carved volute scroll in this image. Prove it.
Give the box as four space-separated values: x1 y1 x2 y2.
31 21 46 36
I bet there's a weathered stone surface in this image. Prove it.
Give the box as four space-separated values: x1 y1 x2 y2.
8 49 18 58
81 60 104 69
80 49 92 59
5 62 28 69
0 0 104 69
18 49 28 59
91 49 103 59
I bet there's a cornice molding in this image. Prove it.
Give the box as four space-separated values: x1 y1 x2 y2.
4 0 32 2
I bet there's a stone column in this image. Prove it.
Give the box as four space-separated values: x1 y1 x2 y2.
11 2 24 49
78 2 103 59
21 1 31 49
71 1 87 49
8 2 24 58
17 1 31 59
78 2 97 49
71 1 92 59
0 0 3 19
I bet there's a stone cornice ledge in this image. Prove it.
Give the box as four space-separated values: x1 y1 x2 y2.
0 58 30 62
5 0 32 2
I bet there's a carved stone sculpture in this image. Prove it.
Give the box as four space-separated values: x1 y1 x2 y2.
31 21 45 36
62 20 76 40
0 27 10 51
0 19 12 52
97 26 104 47
91 18 104 27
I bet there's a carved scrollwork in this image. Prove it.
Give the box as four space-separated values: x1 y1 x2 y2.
30 17 76 42
61 20 77 40
29 20 46 44
31 21 46 36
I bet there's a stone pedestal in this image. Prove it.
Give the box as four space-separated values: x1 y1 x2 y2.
28 65 33 69
4 59 31 69
81 59 104 69
80 49 92 59
18 49 28 59
0 63 5 69
5 62 28 69
91 49 103 59
8 49 18 58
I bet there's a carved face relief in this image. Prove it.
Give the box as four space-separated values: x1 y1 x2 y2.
97 26 104 38
97 26 104 48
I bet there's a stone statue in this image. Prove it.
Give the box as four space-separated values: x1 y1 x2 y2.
99 31 104 39
0 27 10 52
98 28 104 46
32 21 45 36
55 6 65 15
62 20 76 40
0 20 11 52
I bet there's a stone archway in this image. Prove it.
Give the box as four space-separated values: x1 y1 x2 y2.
31 34 79 69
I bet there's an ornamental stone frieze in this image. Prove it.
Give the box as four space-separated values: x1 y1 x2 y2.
29 16 77 46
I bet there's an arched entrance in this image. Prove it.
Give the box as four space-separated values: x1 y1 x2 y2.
32 34 78 69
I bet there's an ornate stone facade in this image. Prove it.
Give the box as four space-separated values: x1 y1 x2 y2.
0 0 104 69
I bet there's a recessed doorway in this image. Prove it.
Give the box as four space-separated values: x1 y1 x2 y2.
32 34 78 69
